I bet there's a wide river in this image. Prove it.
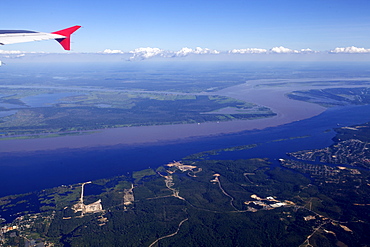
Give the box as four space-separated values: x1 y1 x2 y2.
0 78 331 153
1 77 370 197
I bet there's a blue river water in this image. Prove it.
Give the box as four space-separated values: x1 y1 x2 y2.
0 104 370 198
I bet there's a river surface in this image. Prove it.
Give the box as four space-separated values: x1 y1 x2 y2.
1 103 370 197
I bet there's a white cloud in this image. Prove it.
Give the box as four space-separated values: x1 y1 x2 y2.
300 48 316 53
0 50 26 59
330 46 370 53
101 49 124 54
269 46 299 54
128 47 165 60
175 47 193 56
0 49 24 54
228 48 267 54
2 54 25 58
193 47 220 54
126 47 220 60
228 47 318 54
175 47 220 56
13 54 25 58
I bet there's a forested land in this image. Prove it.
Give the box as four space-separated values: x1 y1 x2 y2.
0 88 275 136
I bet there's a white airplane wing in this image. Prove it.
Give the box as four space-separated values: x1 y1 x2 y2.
0 26 81 50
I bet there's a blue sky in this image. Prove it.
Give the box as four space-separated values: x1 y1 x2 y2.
1 0 370 53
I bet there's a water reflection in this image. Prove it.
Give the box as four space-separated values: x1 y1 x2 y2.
21 92 80 107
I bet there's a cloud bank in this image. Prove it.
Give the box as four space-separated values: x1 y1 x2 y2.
111 46 339 60
229 48 267 54
128 47 165 60
2 46 370 62
100 46 321 60
0 49 23 54
101 49 124 54
0 49 26 58
175 47 220 56
330 46 370 54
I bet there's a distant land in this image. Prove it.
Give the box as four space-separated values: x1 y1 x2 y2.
0 88 275 137
288 87 370 107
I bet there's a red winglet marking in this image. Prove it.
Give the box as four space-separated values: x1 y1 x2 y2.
51 25 81 50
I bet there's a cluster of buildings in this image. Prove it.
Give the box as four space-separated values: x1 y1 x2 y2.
72 182 104 217
166 161 197 172
1 225 18 234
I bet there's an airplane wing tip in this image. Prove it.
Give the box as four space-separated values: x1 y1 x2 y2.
52 25 82 50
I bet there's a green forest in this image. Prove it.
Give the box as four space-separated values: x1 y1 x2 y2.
1 126 370 246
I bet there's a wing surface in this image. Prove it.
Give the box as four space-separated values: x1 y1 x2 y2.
0 31 64 45
0 26 81 50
